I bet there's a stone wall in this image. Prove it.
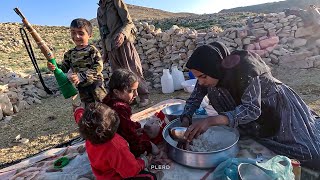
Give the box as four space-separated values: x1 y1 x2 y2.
0 66 55 121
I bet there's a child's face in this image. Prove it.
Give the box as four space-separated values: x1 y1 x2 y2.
115 81 139 104
70 27 91 48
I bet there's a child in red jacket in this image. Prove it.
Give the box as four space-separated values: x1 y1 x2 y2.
78 102 157 180
103 69 159 157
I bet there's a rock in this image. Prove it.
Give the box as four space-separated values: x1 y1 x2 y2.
268 29 277 37
245 44 255 50
259 36 279 49
145 48 157 55
251 28 268 38
264 23 276 30
149 25 155 32
237 29 248 38
142 34 153 39
259 36 268 41
4 116 12 123
279 51 313 63
228 32 236 39
262 58 272 63
188 33 197 39
270 54 279 64
295 26 315 38
170 54 181 61
291 25 298 31
275 23 283 29
17 100 30 110
0 93 14 116
0 107 3 120
280 37 288 44
161 33 170 42
0 84 8 93
253 23 265 29
13 105 19 113
249 50 267 57
279 18 289 23
8 78 29 86
315 39 320 47
7 90 18 101
292 38 307 48
242 38 251 45
188 43 196 50
313 56 320 68
266 45 277 52
234 38 242 47
35 88 48 98
254 43 261 50
185 39 191 47
34 98 42 104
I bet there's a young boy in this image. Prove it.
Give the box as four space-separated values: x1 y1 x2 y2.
47 18 106 105
78 103 158 180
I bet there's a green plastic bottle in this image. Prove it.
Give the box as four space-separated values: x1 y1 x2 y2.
48 59 78 99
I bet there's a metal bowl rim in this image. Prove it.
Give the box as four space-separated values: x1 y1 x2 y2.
162 104 185 116
162 118 240 154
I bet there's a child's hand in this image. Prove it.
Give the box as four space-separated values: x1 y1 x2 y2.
150 142 160 155
47 62 56 71
69 73 80 85
136 128 144 136
139 151 149 168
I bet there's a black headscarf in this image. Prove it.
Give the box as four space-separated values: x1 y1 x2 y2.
186 41 230 80
186 41 270 104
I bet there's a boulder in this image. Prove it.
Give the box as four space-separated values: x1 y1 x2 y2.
295 26 315 38
292 38 307 48
0 93 14 116
259 36 279 49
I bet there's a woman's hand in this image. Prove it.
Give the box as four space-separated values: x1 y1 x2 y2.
115 33 125 48
181 117 190 127
184 115 229 142
177 116 191 150
184 119 210 142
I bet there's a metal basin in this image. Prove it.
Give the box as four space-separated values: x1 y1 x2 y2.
162 104 185 121
162 118 239 169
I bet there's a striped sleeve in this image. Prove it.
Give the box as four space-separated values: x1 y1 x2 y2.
222 76 262 128
181 81 208 122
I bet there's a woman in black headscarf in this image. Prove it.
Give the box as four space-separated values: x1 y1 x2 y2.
180 41 320 170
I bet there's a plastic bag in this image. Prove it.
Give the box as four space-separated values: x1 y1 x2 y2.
211 155 295 180
257 155 295 180
211 158 256 180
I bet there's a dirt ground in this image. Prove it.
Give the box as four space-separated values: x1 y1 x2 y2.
1 64 320 167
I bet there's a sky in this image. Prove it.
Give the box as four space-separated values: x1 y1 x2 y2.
0 0 280 26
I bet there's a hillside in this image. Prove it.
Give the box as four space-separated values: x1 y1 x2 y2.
90 4 195 26
220 0 320 13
